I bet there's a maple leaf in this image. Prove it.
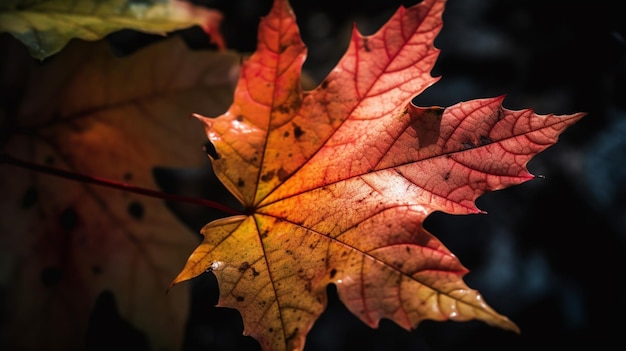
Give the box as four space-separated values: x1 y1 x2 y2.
0 0 225 60
172 0 585 350
0 36 238 350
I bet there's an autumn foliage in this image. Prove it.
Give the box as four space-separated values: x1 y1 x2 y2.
0 0 585 350
171 0 584 350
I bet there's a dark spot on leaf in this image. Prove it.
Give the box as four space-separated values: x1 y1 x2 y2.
285 250 293 255
277 104 293 114
238 262 251 273
59 207 78 230
127 201 144 220
261 170 275 182
279 44 288 53
320 80 329 89
251 268 260 277
461 141 476 150
277 167 289 182
479 135 493 146
41 266 63 286
235 296 245 302
329 269 337 278
20 186 38 208
367 168 374 173
123 172 133 181
362 38 370 52
203 141 220 160
237 178 245 187
269 327 274 333
283 131 290 137
293 124 304 139
236 115 244 122
444 172 450 181
260 230 269 239
497 108 505 120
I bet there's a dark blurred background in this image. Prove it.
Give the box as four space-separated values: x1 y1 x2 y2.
147 0 625 350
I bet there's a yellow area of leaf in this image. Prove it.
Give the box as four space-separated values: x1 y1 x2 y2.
0 0 224 60
0 35 239 350
173 0 585 350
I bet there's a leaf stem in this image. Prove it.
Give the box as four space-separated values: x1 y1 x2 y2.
0 153 244 216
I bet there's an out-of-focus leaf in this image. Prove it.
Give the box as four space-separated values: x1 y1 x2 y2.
0 0 225 60
0 35 239 350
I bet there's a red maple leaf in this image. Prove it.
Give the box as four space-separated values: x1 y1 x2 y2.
172 1 585 350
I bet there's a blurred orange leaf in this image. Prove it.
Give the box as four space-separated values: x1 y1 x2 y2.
0 35 239 350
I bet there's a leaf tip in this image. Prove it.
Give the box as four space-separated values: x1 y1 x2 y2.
191 112 208 121
169 270 193 291
500 318 521 335
168 276 182 290
494 94 507 104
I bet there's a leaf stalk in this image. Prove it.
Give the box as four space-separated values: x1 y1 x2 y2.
0 153 243 216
